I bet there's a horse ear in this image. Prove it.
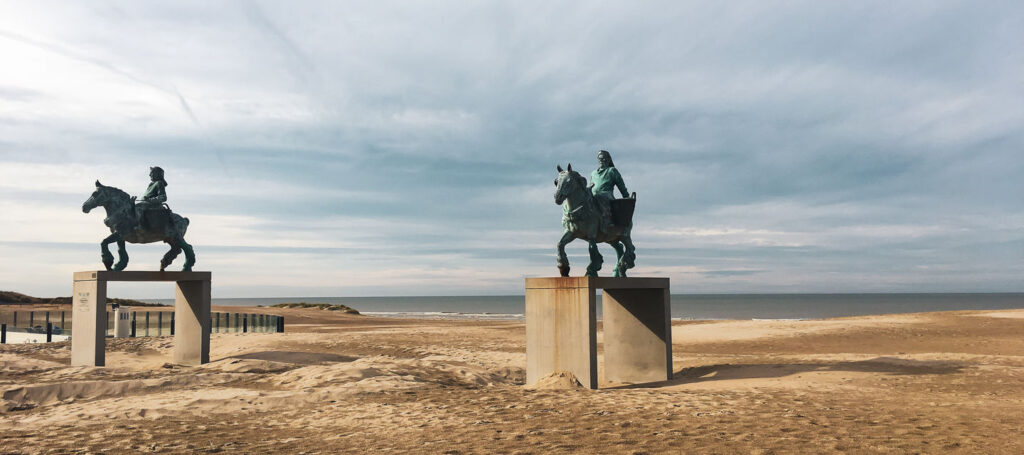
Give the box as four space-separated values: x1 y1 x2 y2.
567 163 573 172
557 164 563 172
95 180 102 188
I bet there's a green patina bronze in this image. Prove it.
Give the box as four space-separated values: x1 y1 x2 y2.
554 150 637 277
82 167 195 272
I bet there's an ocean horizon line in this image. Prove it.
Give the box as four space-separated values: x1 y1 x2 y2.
138 291 1024 300
128 293 1024 321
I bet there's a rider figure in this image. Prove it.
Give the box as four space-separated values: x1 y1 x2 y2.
590 150 628 227
136 166 167 230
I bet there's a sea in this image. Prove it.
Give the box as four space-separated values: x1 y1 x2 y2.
142 293 1024 321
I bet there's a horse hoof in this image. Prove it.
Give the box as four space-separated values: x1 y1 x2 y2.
558 265 570 277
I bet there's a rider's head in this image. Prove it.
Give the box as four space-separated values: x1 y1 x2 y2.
597 150 614 168
150 166 165 182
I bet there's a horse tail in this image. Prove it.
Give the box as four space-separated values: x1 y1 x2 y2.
171 214 189 238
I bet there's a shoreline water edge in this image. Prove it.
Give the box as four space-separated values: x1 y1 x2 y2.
134 293 1024 321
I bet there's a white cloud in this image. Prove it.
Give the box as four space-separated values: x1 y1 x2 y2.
1 1 1021 296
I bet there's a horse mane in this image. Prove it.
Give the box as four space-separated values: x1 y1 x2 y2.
572 171 590 197
101 185 131 201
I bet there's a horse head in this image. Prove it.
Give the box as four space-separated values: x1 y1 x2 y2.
554 163 586 206
82 180 106 213
82 180 131 214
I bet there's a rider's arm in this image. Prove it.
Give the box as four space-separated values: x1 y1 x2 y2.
152 183 167 203
613 168 629 198
142 182 167 203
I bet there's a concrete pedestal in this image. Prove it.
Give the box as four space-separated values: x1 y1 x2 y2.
113 306 132 338
525 277 671 389
71 271 211 367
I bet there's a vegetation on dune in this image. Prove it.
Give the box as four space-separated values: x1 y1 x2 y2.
0 290 169 307
270 302 360 315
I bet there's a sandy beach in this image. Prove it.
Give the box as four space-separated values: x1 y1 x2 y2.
2 306 1023 454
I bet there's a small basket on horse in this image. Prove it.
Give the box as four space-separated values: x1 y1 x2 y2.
610 193 636 226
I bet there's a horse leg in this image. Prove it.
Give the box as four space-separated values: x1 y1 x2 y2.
112 239 129 271
179 238 196 272
585 239 603 277
610 240 626 277
556 230 574 277
100 233 119 271
160 240 182 272
620 235 636 272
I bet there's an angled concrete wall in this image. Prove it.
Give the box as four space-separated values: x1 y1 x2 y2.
602 287 672 383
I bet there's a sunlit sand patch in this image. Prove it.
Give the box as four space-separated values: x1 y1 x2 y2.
672 315 928 343
969 310 1024 319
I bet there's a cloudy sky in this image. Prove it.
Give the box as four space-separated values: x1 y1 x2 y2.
1 1 1021 298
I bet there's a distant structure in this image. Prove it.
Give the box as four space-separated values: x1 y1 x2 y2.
82 167 195 271
553 150 636 277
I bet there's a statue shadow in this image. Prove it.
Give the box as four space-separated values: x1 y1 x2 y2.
228 351 357 365
607 357 964 390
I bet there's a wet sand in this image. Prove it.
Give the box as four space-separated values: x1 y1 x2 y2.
2 306 1023 454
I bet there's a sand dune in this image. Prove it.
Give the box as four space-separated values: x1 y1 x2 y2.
2 308 1023 453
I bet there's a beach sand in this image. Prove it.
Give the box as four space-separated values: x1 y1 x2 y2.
2 306 1023 454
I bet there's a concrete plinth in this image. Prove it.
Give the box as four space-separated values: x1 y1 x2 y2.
71 271 211 367
113 306 132 338
525 277 672 389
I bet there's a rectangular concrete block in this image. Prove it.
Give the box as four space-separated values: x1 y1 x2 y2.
525 283 597 389
525 276 672 389
602 287 672 383
74 270 211 282
114 306 132 338
70 279 107 366
173 279 211 365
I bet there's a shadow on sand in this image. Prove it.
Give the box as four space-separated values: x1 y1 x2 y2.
608 357 964 390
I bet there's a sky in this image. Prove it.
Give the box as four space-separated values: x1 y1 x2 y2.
1 1 1021 298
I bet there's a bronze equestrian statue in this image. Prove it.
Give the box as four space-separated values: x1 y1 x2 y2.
82 167 195 271
554 151 636 277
